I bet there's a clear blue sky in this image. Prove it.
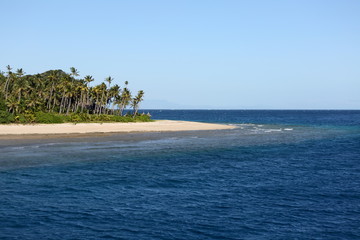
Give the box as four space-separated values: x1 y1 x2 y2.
1 0 359 109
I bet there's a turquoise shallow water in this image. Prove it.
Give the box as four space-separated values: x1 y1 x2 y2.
1 110 360 239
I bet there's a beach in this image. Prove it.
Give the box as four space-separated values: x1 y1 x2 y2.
0 120 235 137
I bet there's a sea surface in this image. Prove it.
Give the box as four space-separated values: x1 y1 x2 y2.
1 110 360 239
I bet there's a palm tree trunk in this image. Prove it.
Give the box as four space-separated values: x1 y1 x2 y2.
4 77 11 100
47 84 54 112
18 91 21 103
66 98 72 115
120 104 125 116
59 91 66 114
81 91 85 113
133 106 138 117
100 92 105 115
111 102 116 115
52 97 57 112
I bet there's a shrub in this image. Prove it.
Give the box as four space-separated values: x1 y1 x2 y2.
0 110 152 124
76 113 91 122
16 114 27 123
95 114 112 122
0 110 14 123
134 114 152 122
0 94 6 111
68 114 82 123
119 116 135 122
35 112 64 123
24 113 36 123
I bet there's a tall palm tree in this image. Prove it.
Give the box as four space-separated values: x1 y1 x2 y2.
92 85 102 115
13 76 29 113
98 83 107 114
58 78 69 114
116 87 132 116
131 90 144 117
46 70 57 112
84 75 94 85
109 84 120 114
4 65 13 100
65 81 75 115
70 67 79 78
84 75 94 112
64 67 79 114
16 68 24 78
105 76 113 89
77 81 87 113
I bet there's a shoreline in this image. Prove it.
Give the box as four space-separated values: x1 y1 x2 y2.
0 120 236 139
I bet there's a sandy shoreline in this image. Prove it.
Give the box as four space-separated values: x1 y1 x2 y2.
0 120 235 137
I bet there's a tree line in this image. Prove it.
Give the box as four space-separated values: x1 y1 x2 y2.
0 66 145 117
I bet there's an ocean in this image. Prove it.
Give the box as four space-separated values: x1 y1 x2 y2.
1 110 359 239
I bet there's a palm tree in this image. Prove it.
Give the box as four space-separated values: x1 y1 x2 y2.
98 85 105 114
77 81 87 113
84 75 94 85
36 82 47 112
58 78 69 114
104 76 114 114
46 70 57 112
109 84 120 114
84 75 94 112
105 76 113 89
65 81 75 115
92 85 103 115
116 87 131 116
131 90 144 117
0 71 5 87
64 67 79 114
6 96 19 114
70 67 79 78
4 65 13 100
13 76 29 113
16 68 25 78
26 95 42 112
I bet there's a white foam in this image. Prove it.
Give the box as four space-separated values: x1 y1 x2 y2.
264 129 282 133
11 146 25 150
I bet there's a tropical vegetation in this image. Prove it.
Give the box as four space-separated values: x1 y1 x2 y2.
0 66 150 123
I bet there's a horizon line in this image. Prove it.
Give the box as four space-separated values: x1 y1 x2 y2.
139 108 360 111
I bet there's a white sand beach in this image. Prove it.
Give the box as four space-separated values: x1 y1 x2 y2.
0 120 235 136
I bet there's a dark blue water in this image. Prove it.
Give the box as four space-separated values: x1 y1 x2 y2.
1 110 360 239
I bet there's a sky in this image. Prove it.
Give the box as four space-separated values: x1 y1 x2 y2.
1 0 359 109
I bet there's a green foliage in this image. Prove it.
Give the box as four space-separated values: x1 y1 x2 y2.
1 66 149 124
16 114 27 124
34 112 64 123
71 113 91 122
0 93 6 111
1 66 148 123
23 113 36 123
0 110 151 124
134 114 152 122
96 114 112 122
114 115 135 122
0 110 14 123
66 113 81 123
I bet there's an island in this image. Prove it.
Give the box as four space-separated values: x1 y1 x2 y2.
0 66 235 138
0 66 148 124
